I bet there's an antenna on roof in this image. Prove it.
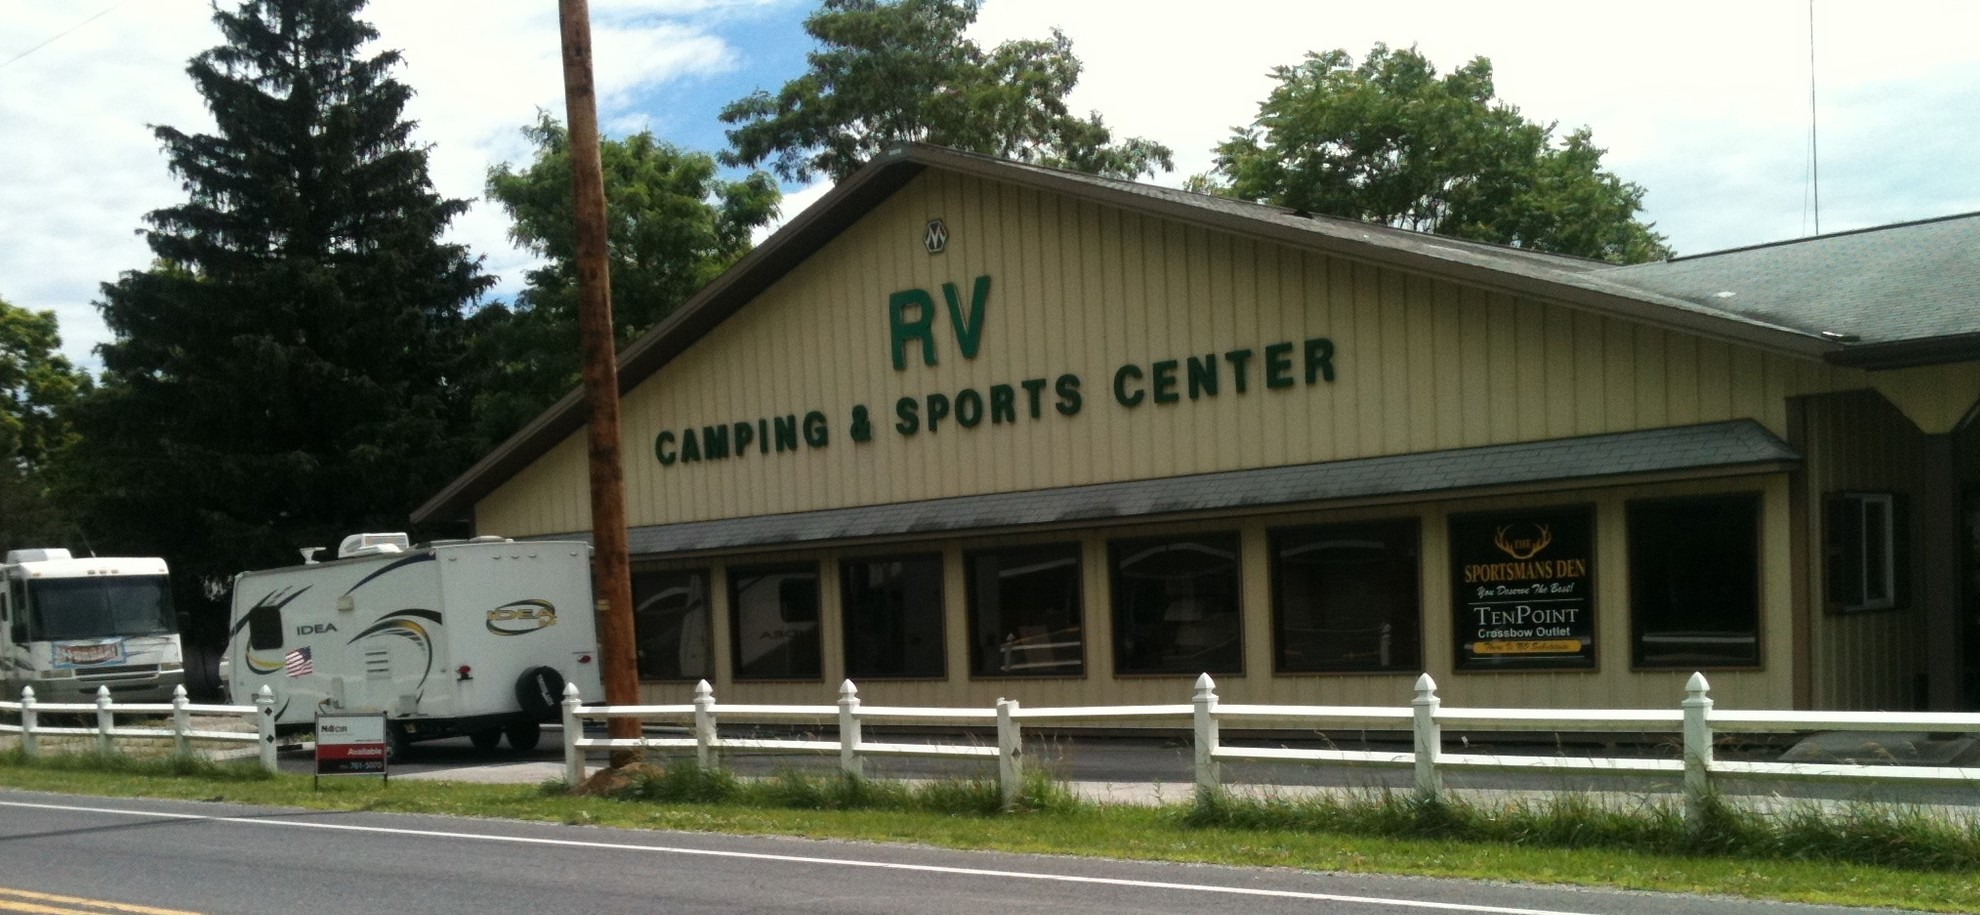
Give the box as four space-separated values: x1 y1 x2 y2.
1806 0 1822 236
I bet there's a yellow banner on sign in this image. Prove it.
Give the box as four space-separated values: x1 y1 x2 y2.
1474 639 1582 655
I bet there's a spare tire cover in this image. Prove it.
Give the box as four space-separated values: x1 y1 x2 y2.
515 666 566 719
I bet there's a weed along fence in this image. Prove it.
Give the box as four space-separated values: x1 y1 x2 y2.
561 673 1980 814
2 685 278 773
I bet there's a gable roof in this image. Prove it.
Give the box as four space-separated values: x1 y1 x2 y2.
1604 212 1980 367
413 144 1976 525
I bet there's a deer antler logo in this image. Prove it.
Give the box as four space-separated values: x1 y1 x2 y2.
1494 524 1553 560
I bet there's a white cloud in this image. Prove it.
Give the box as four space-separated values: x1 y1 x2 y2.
0 0 752 369
5 0 1978 372
969 0 1980 250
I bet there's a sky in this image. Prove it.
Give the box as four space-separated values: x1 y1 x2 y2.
3 0 1977 371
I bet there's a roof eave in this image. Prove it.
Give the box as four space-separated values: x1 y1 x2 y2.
1824 333 1980 370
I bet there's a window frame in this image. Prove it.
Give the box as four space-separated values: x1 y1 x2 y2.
726 561 822 682
1626 492 1763 670
839 552 947 681
1268 518 1423 675
1107 531 1245 677
964 542 1086 679
630 567 715 683
1826 491 1909 614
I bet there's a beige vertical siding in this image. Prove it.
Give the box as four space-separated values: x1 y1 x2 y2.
475 170 1871 536
467 167 1980 715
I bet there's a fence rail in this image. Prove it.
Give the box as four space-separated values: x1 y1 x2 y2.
562 671 1980 814
2 684 279 773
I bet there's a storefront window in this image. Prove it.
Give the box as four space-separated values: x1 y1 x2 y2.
1450 507 1596 671
632 569 713 681
1629 495 1760 668
841 554 945 679
728 563 820 680
1271 520 1420 673
966 543 1083 677
1110 533 1242 675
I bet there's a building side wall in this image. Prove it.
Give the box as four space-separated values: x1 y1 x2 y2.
474 170 1862 537
1798 389 1933 710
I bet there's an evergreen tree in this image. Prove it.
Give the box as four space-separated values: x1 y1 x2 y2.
71 0 491 612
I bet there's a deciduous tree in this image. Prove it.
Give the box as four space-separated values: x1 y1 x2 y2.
720 0 1171 183
0 295 90 551
1209 44 1670 264
474 116 779 444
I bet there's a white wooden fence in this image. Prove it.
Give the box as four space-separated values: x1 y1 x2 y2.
561 672 1980 816
2 684 279 773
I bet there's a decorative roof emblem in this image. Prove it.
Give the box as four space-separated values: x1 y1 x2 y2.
923 218 949 254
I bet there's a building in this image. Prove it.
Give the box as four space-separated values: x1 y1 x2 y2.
414 145 1980 714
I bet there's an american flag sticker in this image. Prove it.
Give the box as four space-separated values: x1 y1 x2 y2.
284 647 315 678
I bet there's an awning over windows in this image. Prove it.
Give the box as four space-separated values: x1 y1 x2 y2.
612 420 1799 556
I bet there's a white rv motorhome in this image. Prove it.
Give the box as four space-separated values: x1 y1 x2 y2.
226 534 601 756
1 549 184 704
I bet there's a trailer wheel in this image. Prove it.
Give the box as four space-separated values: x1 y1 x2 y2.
468 728 502 751
515 666 566 720
504 720 542 752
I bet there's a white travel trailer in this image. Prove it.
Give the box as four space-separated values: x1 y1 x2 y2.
1 549 184 703
226 534 601 756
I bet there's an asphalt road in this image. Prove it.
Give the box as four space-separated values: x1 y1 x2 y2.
0 790 1916 915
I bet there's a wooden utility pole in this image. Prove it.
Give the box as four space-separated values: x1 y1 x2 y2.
557 0 641 766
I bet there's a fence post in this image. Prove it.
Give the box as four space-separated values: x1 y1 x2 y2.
1681 672 1714 824
1193 673 1221 793
997 697 1021 811
561 682 586 787
1412 674 1442 799
94 686 114 755
693 679 718 770
172 685 192 760
19 686 37 759
254 685 277 774
838 680 863 779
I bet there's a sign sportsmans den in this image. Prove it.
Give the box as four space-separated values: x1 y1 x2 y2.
1450 507 1595 670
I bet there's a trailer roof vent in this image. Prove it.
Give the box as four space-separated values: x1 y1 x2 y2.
5 548 73 563
337 532 411 559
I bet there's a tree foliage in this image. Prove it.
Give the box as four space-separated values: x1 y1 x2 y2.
70 0 491 604
474 116 780 444
0 295 91 551
720 0 1172 184
1210 44 1671 264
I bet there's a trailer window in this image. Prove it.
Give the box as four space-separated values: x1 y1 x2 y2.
247 603 285 651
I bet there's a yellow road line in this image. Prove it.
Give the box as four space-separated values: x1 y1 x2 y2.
0 888 201 915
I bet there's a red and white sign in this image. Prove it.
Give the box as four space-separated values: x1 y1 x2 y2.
315 713 389 778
